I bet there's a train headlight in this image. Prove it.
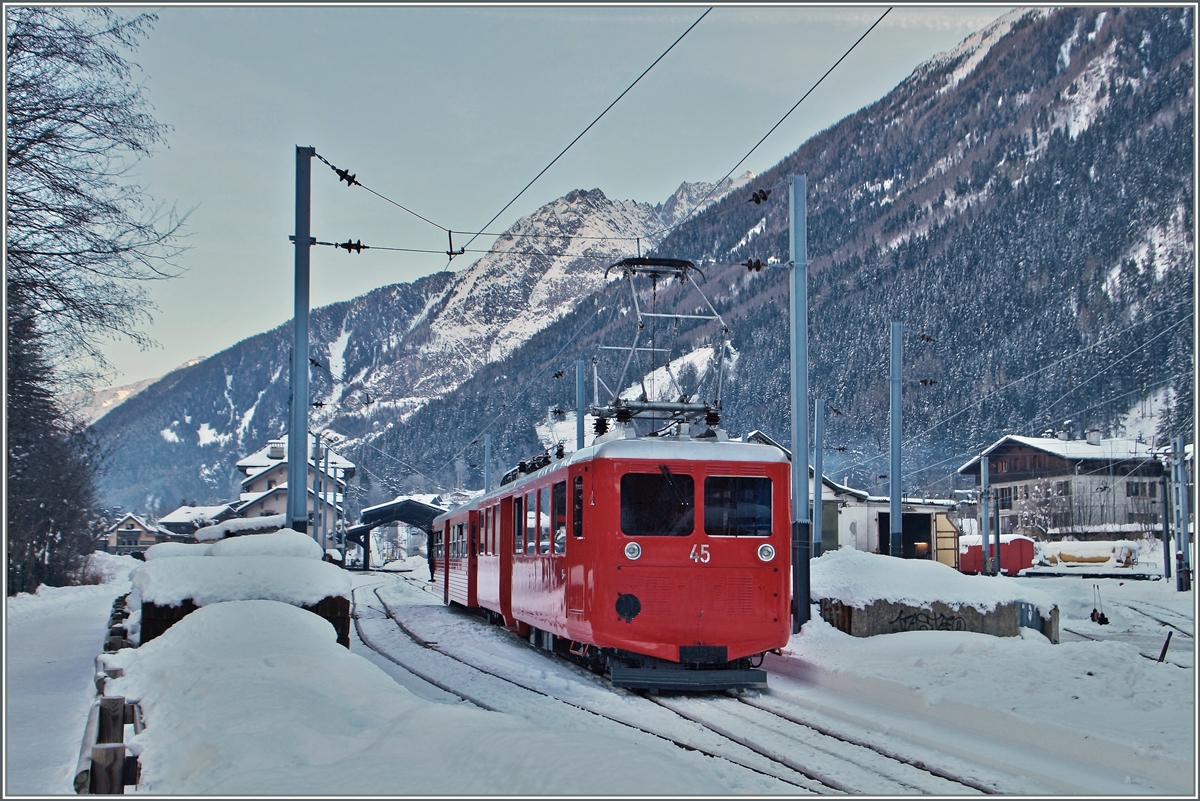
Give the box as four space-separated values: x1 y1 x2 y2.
624 541 642 560
757 543 776 562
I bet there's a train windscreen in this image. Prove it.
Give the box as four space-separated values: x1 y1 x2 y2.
620 470 694 536
704 476 772 537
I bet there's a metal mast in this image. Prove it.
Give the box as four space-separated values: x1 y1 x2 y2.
288 146 315 534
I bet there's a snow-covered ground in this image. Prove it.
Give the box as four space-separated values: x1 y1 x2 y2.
4 549 1195 795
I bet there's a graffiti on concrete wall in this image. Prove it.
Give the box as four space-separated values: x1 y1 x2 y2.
889 608 967 632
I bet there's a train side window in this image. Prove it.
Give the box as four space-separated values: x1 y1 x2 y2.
470 518 478 557
537 486 550 554
704 476 772 537
572 476 584 538
492 504 500 554
620 470 694 536
485 507 492 555
513 497 524 554
552 481 567 553
526 492 538 554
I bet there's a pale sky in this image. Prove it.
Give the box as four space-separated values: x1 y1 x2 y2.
99 4 1012 388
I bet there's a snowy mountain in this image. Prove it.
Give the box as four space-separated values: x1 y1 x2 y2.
92 180 745 514
95 7 1191 515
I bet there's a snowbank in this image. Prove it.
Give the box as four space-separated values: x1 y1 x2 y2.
103 601 750 795
131 556 351 608
84 551 143 583
144 542 212 560
195 514 285 542
812 548 1056 615
205 528 323 560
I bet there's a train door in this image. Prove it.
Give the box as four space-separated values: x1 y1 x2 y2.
468 509 480 607
498 495 514 626
566 467 587 619
549 478 568 620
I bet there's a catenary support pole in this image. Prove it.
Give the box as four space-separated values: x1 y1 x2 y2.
789 175 811 633
889 322 902 557
310 431 321 544
322 444 331 554
1161 472 1172 580
484 434 492 494
813 398 824 558
980 453 991 573
288 145 315 534
576 360 586 451
1172 436 1191 591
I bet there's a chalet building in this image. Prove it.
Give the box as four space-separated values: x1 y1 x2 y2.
103 513 181 555
158 503 238 538
957 432 1165 541
236 436 355 545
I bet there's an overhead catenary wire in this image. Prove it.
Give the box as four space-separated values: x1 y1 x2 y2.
313 151 450 232
645 7 892 241
452 8 712 260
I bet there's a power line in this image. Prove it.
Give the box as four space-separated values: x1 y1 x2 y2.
454 8 712 259
647 8 892 241
313 151 450 232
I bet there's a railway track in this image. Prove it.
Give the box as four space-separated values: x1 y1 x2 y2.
1106 599 1194 638
354 575 1013 795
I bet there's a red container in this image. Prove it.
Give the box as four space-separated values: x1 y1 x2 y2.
959 536 1035 576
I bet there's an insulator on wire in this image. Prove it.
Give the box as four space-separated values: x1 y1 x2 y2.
919 378 938 386
553 369 565 379
918 332 936 343
594 417 610 435
335 167 358 187
748 188 772 204
742 258 766 272
339 239 366 254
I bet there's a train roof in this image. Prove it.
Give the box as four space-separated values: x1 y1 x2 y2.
434 432 787 522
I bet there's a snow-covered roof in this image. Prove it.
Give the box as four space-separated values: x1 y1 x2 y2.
236 434 355 475
195 514 287 542
958 434 1162 474
107 513 169 535
241 459 346 489
158 504 234 526
861 495 957 509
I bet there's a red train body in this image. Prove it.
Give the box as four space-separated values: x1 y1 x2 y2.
432 432 792 690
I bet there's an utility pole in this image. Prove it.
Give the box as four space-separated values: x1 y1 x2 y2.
576 360 586 452
288 145 315 534
1172 436 1191 591
980 454 991 574
789 175 811 633
1161 472 1172 580
484 434 492 494
813 398 824 558
322 443 332 554
889 322 902 557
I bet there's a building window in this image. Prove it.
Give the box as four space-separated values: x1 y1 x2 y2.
1126 481 1157 498
1054 480 1071 496
267 480 276 490
997 486 1013 510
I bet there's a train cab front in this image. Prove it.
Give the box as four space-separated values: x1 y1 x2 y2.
585 441 792 692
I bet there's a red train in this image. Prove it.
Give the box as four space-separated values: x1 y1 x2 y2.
431 427 792 691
